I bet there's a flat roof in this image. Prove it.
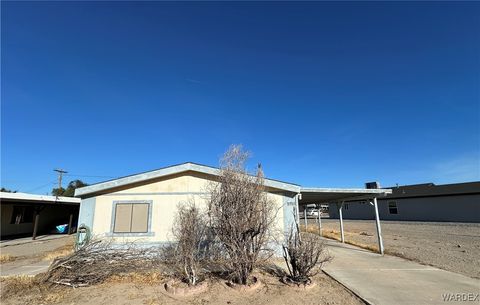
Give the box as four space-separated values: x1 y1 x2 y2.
384 181 480 199
299 187 392 204
0 192 81 205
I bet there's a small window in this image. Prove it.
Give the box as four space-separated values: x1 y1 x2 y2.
388 201 398 214
344 204 349 210
113 203 149 233
10 206 34 224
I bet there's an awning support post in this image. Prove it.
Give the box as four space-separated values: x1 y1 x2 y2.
295 194 301 233
317 206 322 236
32 212 40 240
304 208 308 230
338 201 345 243
373 197 384 255
68 213 74 235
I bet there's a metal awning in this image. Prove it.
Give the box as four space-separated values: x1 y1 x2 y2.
299 187 392 204
297 187 392 256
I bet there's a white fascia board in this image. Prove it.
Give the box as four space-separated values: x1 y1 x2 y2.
75 163 300 197
0 192 81 204
300 187 392 195
75 163 193 197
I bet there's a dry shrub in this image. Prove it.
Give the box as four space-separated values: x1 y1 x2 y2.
207 145 278 285
42 240 162 288
167 201 208 285
283 218 331 284
0 254 15 263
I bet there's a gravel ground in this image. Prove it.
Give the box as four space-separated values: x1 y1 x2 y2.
311 219 480 279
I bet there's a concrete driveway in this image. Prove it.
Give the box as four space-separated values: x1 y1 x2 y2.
1 235 72 277
323 239 480 305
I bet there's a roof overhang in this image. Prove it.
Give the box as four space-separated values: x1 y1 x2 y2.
299 187 392 205
75 162 301 198
0 192 81 205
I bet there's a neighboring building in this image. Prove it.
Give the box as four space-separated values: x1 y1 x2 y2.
329 182 480 222
74 162 390 251
0 192 80 239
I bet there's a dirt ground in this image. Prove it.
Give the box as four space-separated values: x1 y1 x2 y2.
0 236 363 305
0 269 363 305
311 219 480 279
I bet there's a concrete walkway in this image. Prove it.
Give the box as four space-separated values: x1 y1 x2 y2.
1 260 51 277
323 239 480 305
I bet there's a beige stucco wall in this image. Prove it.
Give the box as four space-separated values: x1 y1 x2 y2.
89 172 286 245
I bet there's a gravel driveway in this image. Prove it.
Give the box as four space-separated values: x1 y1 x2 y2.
312 219 480 279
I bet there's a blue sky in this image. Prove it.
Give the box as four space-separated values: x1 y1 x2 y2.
1 1 479 194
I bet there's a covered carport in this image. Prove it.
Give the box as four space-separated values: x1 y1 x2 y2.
298 187 392 254
0 192 80 240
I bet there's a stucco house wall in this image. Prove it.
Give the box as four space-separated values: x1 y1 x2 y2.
78 171 297 250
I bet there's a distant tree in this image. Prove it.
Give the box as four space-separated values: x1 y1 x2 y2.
1 187 17 193
52 180 88 197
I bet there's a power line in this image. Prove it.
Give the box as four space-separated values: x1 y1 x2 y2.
25 181 57 193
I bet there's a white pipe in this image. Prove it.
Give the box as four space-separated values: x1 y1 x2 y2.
304 208 308 230
317 207 322 236
373 197 384 255
338 202 345 243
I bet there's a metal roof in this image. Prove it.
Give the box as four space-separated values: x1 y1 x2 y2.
299 187 392 204
0 192 81 204
75 162 301 197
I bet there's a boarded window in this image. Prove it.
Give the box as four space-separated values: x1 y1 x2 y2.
388 201 398 214
10 206 34 224
113 203 149 233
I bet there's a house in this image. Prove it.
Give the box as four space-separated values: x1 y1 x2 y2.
328 181 480 222
74 162 392 252
0 192 80 240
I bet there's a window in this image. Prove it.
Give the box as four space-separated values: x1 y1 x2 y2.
344 204 349 210
113 203 149 233
388 201 398 214
10 206 34 224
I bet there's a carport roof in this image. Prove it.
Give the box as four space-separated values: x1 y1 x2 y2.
299 187 392 205
0 192 81 205
73 162 393 200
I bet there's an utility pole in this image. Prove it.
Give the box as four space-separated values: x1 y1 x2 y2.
54 169 68 190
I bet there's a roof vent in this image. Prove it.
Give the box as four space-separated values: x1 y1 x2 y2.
365 181 381 189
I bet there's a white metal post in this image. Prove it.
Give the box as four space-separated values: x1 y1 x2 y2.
295 194 301 233
317 206 322 236
338 202 345 243
373 197 384 255
304 208 308 230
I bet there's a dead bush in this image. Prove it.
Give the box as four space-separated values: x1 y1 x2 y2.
42 239 162 288
207 144 278 285
167 201 208 285
283 218 331 284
